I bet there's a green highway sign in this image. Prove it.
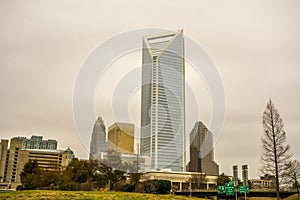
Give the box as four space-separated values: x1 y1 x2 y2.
224 182 235 196
238 186 249 193
218 181 238 196
217 181 249 196
225 186 235 196
225 181 234 187
217 186 225 194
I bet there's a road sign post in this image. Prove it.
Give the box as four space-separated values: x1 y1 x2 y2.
233 165 238 200
242 165 249 200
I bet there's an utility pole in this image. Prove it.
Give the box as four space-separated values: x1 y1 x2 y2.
189 179 192 197
136 144 140 173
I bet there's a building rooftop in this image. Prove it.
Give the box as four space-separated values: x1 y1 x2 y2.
64 147 74 154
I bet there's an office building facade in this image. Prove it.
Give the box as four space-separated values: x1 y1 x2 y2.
108 122 134 154
0 137 74 189
16 135 57 150
188 121 219 175
89 117 107 159
140 29 186 171
0 138 28 189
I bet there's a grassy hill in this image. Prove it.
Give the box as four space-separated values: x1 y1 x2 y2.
0 190 205 200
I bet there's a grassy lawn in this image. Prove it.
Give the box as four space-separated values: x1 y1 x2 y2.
248 196 300 200
0 190 206 200
285 194 300 200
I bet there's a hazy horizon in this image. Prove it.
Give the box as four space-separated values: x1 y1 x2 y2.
1 0 300 179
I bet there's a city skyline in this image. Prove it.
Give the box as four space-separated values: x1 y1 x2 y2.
1 1 300 179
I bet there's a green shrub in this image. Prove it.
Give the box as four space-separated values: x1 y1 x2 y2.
123 184 135 192
59 181 79 191
156 180 171 194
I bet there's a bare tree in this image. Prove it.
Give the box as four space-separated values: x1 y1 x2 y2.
284 160 300 196
260 98 292 200
188 173 207 190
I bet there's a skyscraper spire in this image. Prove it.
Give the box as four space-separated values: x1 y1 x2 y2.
89 116 107 159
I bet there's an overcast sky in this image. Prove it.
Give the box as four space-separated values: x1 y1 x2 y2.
1 0 300 178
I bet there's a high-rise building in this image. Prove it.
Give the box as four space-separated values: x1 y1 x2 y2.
107 122 134 154
15 135 58 150
0 137 74 189
0 138 28 189
140 29 186 172
187 121 219 175
89 117 107 159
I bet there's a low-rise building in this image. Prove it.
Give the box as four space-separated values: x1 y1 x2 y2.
250 174 276 190
27 148 73 171
141 171 218 191
0 137 74 189
99 151 150 172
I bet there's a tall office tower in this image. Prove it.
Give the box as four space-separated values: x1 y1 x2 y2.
140 29 186 172
16 135 57 150
188 121 219 175
89 117 107 159
107 122 134 154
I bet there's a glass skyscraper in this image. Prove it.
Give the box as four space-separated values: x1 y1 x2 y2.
89 117 107 159
140 29 186 172
188 121 219 175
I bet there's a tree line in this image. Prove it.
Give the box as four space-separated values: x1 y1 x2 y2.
18 150 171 194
